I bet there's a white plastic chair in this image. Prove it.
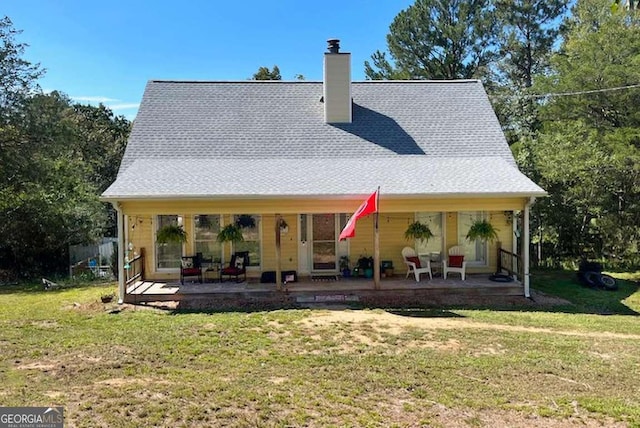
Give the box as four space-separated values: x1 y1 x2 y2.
401 247 432 282
443 246 467 280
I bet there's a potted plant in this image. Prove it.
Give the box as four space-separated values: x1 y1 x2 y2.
357 255 374 278
381 260 394 278
339 256 351 278
217 224 245 244
466 219 499 242
101 292 115 303
156 224 187 244
404 221 434 243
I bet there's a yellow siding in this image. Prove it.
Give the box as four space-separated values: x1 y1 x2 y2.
119 197 523 280
445 212 458 251
378 214 414 276
261 214 298 271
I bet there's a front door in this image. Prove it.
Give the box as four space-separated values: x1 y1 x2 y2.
311 214 337 273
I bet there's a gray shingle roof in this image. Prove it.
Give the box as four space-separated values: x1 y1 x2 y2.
103 80 545 199
103 157 544 199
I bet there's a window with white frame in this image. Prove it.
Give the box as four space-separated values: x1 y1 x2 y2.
458 211 488 266
233 214 261 268
155 215 183 269
194 215 222 263
415 212 443 260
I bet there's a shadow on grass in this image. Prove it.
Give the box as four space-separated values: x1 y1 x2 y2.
387 309 465 318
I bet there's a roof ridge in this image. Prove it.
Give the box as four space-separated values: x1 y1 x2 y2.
148 79 481 84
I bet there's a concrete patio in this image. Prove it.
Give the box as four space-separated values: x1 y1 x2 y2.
124 274 524 309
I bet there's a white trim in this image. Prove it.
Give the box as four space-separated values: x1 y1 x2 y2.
524 198 536 298
115 203 125 304
101 191 547 202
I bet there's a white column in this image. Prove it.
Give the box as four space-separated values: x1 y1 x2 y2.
523 198 535 298
115 203 125 304
512 211 518 279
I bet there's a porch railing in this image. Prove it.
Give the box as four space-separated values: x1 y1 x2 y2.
497 247 522 280
125 248 145 286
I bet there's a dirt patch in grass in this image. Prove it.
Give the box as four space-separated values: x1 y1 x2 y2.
300 310 640 340
426 405 626 428
96 377 171 387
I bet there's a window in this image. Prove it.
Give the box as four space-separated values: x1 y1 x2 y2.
156 215 182 269
415 212 443 259
458 211 488 266
233 214 261 268
194 215 222 262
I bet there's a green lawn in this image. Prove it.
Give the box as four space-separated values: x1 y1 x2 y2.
0 273 639 427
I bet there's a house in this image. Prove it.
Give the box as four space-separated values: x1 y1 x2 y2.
101 39 546 304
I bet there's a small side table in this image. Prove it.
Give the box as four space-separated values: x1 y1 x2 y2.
204 262 221 283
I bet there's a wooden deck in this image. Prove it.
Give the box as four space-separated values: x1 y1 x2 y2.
124 274 524 309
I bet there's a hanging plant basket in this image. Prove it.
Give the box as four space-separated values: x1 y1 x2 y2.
156 224 187 244
466 219 499 242
217 224 245 244
404 221 434 243
235 214 256 229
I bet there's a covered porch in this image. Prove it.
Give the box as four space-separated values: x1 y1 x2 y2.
123 274 524 309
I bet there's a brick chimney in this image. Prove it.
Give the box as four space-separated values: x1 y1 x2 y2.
323 39 352 123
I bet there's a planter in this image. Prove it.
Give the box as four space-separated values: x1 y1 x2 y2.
341 268 351 278
404 221 433 243
101 295 114 303
217 224 244 244
156 224 187 244
364 268 373 278
466 219 499 242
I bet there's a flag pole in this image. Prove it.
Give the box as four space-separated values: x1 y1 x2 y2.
373 187 380 290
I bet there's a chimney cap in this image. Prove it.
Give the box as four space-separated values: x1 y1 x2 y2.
327 39 340 54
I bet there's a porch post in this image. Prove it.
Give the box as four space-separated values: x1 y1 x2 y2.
512 211 518 278
115 203 125 304
275 214 282 291
373 188 380 290
523 198 535 298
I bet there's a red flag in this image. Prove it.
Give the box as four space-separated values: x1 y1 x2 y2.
339 189 379 241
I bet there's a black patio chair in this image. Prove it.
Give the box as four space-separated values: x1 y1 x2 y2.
180 256 202 284
221 251 249 283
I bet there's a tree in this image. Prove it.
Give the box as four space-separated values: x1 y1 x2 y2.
0 16 44 120
538 0 640 129
364 0 497 80
0 17 131 276
252 65 281 80
494 1 567 88
518 0 640 265
490 1 567 143
0 92 107 274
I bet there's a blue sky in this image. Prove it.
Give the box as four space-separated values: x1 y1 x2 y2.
5 0 413 120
